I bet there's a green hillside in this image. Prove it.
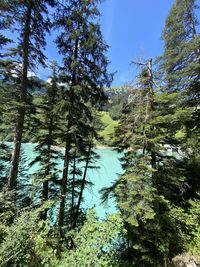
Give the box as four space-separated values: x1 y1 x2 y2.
98 112 119 145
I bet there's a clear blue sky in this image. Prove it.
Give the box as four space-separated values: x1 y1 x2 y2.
40 0 200 86
100 0 175 86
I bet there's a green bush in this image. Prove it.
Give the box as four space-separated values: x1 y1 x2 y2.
58 211 124 267
0 209 124 267
0 211 50 267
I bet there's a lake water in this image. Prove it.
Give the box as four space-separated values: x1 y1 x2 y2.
20 143 124 218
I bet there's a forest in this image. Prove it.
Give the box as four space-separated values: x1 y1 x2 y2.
0 0 200 266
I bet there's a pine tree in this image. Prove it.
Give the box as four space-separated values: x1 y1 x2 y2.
160 0 200 150
113 63 164 266
112 56 200 266
159 0 200 195
55 0 112 231
30 62 63 219
111 1 200 265
0 1 15 191
3 0 56 194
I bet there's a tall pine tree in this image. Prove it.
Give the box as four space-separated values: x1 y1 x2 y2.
30 62 63 219
55 0 112 231
4 1 56 194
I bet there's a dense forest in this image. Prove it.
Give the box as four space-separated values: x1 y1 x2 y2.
0 0 200 266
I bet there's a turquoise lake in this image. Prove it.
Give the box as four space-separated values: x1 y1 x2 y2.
20 143 124 218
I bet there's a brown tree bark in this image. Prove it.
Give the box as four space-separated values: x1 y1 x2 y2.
41 116 53 220
58 125 71 228
42 66 57 220
72 143 92 228
70 150 76 227
8 5 32 192
58 23 80 231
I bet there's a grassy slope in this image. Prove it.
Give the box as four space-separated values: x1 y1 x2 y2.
98 111 119 145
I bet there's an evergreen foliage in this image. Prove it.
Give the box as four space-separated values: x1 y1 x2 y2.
55 0 112 229
30 62 63 219
0 0 199 266
0 208 123 267
4 0 56 192
109 1 200 265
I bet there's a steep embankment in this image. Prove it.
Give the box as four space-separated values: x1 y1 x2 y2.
98 111 119 146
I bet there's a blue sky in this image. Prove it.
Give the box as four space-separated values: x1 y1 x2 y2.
41 0 175 85
100 0 175 86
32 0 200 86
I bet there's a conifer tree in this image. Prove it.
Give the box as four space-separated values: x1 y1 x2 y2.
113 63 163 266
159 0 200 199
110 1 200 264
112 55 200 265
30 62 63 219
0 1 15 191
160 0 200 151
55 0 112 230
4 0 56 193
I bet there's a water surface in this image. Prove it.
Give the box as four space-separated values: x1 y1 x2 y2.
21 143 123 218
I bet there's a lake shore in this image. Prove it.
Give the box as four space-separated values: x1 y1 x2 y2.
4 141 115 151
96 145 116 150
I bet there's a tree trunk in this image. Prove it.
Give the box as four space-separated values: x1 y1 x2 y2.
147 59 160 267
41 179 49 220
73 143 92 228
58 120 71 229
41 89 56 220
163 255 169 267
41 119 53 220
70 151 76 228
8 5 32 191
58 24 79 231
42 68 57 220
